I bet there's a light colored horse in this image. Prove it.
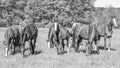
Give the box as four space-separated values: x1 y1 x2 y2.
96 15 118 51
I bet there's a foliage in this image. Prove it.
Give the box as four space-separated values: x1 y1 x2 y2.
1 0 119 28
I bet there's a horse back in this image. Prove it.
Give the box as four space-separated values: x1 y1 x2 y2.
59 27 70 40
10 26 20 38
96 24 108 37
4 26 20 46
74 24 96 40
22 24 38 39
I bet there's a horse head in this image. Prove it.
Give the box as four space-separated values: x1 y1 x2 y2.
54 22 58 32
111 15 118 27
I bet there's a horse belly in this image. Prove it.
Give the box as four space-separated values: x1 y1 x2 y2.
97 26 105 37
80 28 89 40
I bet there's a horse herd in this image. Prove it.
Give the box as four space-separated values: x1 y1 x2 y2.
3 15 118 57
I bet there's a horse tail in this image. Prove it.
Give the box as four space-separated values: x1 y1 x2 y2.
88 24 96 44
20 27 26 46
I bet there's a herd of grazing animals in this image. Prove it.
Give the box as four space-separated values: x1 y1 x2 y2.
3 15 118 57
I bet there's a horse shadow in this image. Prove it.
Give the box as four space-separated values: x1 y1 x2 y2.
34 50 43 55
14 47 43 57
98 46 116 51
23 49 43 58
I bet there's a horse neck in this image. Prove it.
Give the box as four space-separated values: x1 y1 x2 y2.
108 19 113 27
56 23 61 32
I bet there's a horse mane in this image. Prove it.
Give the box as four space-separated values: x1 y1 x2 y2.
104 18 113 27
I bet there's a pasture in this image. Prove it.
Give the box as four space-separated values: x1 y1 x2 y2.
0 28 120 68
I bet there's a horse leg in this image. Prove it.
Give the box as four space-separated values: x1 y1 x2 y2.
59 39 63 55
104 36 107 50
53 38 56 48
94 40 100 54
73 37 78 52
11 42 15 55
5 40 11 56
11 39 16 55
47 40 50 49
52 38 55 48
76 38 82 53
21 44 25 57
62 40 65 53
86 42 92 55
86 39 93 55
5 47 9 56
9 39 14 55
32 39 36 54
72 33 76 51
56 45 60 55
54 40 60 55
67 38 71 53
29 39 33 55
107 37 112 51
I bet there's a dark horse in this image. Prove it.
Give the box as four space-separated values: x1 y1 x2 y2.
72 23 99 55
3 26 20 56
20 23 38 57
54 22 72 55
96 15 117 51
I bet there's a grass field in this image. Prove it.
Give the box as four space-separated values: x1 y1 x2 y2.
0 28 120 68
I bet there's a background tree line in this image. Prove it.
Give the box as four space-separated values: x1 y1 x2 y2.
0 0 119 28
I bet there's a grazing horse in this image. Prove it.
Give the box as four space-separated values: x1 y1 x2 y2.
20 23 38 57
96 15 117 51
54 22 72 55
47 26 58 49
3 26 20 56
72 23 99 55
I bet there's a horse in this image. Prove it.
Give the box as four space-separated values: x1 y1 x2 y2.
72 23 99 55
20 23 38 57
96 15 118 51
54 22 72 55
3 26 20 56
47 26 58 49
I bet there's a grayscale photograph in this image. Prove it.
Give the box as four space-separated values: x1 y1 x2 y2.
0 0 120 68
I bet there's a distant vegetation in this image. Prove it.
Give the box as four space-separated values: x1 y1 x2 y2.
0 0 119 28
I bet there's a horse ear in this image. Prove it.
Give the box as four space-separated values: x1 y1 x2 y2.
114 15 116 18
111 14 116 18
